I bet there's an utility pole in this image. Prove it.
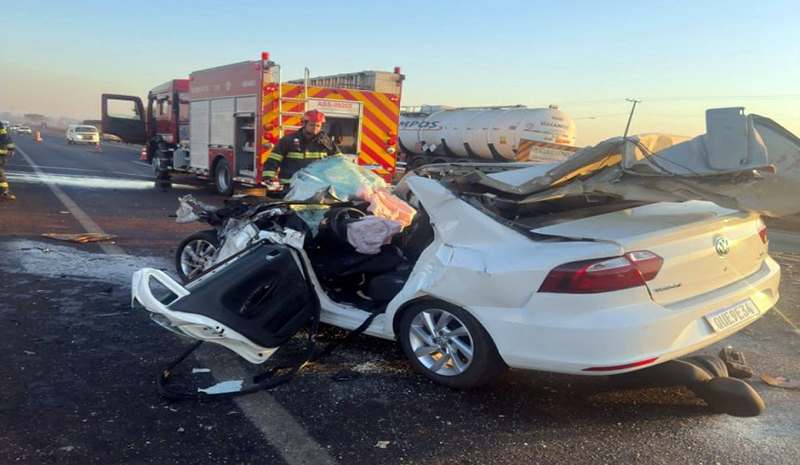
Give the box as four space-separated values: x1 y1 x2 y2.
623 98 641 138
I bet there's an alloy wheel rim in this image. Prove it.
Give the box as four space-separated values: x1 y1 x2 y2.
408 309 474 376
180 239 217 280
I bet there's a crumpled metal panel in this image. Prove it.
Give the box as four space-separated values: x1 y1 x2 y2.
441 108 800 217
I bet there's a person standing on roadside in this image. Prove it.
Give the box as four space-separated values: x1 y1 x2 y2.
0 121 16 201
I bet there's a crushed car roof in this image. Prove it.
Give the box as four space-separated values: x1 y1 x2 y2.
410 107 800 218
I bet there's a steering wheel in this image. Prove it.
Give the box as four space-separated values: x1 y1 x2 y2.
328 207 366 242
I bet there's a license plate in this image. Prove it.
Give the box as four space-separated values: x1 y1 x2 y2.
704 299 760 333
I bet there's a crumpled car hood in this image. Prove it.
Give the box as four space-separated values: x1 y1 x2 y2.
411 107 800 217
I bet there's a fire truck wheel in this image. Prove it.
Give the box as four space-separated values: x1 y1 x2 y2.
152 150 171 180
213 158 234 196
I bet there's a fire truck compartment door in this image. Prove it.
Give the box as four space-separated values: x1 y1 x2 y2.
190 101 210 169
101 94 146 145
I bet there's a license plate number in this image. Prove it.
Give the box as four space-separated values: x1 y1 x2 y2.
705 300 760 333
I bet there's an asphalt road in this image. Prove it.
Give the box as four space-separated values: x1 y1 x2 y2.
1 131 799 464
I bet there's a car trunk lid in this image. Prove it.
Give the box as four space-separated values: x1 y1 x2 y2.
531 201 767 305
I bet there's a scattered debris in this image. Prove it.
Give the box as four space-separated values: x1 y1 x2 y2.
375 441 390 449
760 374 800 389
94 312 129 318
197 380 243 395
192 368 211 374
23 350 36 356
42 232 118 243
58 446 75 452
718 347 754 379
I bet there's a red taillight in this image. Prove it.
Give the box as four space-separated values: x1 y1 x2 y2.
758 223 769 244
387 137 397 145
538 251 663 294
626 250 663 281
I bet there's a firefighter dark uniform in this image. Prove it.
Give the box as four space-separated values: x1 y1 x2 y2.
263 110 340 186
0 122 16 201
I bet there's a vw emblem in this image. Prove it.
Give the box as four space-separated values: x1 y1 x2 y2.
714 237 731 257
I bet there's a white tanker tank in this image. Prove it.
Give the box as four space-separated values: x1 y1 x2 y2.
398 105 579 169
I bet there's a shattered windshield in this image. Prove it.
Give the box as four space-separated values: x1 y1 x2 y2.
285 157 389 202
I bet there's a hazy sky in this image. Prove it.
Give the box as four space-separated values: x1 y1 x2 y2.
2 0 798 145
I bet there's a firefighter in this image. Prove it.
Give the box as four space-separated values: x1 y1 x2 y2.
263 109 340 187
0 121 16 201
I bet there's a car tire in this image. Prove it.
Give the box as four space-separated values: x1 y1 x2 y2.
399 300 507 389
213 158 234 196
175 230 220 283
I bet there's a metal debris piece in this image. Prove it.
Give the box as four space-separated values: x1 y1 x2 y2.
760 374 800 389
197 380 243 395
42 232 118 243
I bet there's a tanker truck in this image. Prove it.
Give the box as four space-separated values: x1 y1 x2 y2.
397 104 579 171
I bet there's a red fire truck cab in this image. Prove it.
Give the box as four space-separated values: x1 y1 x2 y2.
102 54 404 195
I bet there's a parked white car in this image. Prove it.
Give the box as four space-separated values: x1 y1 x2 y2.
66 125 100 145
132 108 797 389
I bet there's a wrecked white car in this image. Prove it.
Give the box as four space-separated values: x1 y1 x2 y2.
132 107 797 395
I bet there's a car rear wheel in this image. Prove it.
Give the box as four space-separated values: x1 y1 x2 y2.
214 158 234 196
175 230 220 283
399 301 507 388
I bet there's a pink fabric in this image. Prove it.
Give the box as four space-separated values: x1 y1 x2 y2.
356 185 416 228
346 216 402 254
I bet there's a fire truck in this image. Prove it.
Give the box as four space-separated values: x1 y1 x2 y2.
102 53 404 195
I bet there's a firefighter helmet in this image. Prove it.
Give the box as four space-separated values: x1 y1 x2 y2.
302 110 326 123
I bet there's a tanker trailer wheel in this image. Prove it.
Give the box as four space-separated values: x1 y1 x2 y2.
398 300 507 389
175 230 220 283
408 156 428 171
213 158 235 196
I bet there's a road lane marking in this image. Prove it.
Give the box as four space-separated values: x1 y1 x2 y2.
4 162 151 178
132 161 151 167
16 145 335 464
16 146 126 255
205 359 338 465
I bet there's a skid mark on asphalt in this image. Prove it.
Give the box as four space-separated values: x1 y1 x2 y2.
11 150 335 464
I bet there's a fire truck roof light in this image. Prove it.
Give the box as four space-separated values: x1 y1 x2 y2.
262 52 270 61
394 67 401 74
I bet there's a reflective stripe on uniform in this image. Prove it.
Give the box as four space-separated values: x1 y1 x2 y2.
285 152 326 160
0 182 8 188
279 178 293 184
0 149 7 155
263 170 277 178
6 143 15 149
0 129 7 135
267 153 284 162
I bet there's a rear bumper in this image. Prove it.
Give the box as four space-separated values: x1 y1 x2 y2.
470 257 781 375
